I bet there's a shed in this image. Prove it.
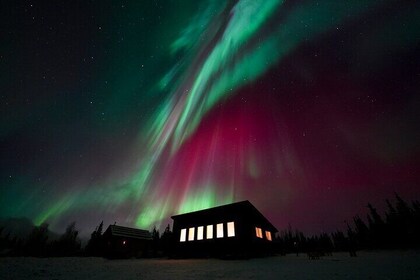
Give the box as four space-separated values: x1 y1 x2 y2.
102 225 152 258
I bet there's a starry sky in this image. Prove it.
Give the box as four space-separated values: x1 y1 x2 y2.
1 0 420 235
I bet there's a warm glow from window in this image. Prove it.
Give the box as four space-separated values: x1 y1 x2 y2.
197 226 204 240
255 227 263 238
266 231 272 241
206 225 213 239
188 227 195 241
180 229 186 242
227 222 235 237
217 223 224 238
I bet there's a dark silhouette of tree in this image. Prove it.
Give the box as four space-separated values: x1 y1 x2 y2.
276 226 297 254
412 200 420 212
151 226 160 256
86 221 104 256
24 223 49 257
345 221 357 256
331 230 347 252
366 203 386 248
319 233 333 255
160 224 174 256
413 200 420 247
394 193 414 246
0 227 10 255
367 203 384 225
384 198 400 247
51 222 81 256
259 193 420 256
395 193 412 217
353 215 370 249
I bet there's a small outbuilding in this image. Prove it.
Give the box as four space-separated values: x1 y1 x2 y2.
102 224 152 258
171 200 278 258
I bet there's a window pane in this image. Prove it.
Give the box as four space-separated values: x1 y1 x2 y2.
217 223 224 238
227 222 235 237
180 228 186 242
197 226 204 240
255 227 262 238
206 225 213 239
188 227 195 241
266 231 272 241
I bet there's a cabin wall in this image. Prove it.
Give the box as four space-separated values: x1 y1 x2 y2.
172 214 275 257
103 235 151 258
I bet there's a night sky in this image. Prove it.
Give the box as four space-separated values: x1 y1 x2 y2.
1 0 420 235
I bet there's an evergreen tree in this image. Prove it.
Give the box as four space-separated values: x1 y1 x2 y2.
412 200 420 246
97 221 103 236
151 226 160 256
86 221 104 256
319 233 333 254
367 203 384 225
345 221 357 256
385 199 397 223
25 223 49 257
384 198 400 247
366 203 386 249
161 224 174 256
367 213 374 229
0 227 5 251
412 200 420 212
52 222 81 256
331 230 347 252
353 215 369 249
395 193 412 217
394 193 414 246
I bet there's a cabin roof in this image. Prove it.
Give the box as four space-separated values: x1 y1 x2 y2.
104 225 152 240
171 200 278 232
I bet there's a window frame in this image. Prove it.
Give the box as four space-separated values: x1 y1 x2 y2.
197 226 204 240
216 223 224 238
206 225 213 239
188 227 195 241
227 221 235 237
255 227 263 238
180 228 187 242
265 230 272 241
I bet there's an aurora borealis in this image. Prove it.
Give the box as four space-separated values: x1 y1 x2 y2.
1 0 420 235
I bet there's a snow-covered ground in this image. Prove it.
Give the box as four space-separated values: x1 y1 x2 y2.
1 251 420 280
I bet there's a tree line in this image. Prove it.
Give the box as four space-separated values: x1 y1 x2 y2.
0 222 81 257
1 193 419 257
274 193 420 256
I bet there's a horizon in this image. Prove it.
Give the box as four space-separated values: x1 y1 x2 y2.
1 192 418 239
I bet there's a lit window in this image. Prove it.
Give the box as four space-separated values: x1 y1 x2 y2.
255 227 263 238
266 231 272 241
206 225 213 239
217 223 224 238
197 226 204 240
227 222 235 237
180 229 186 242
188 227 195 241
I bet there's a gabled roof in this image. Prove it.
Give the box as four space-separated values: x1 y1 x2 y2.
171 200 278 232
104 225 152 240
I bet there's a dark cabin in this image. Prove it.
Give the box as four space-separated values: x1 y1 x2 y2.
102 225 152 258
171 200 278 258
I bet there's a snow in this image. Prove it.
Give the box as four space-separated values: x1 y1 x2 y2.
1 251 420 280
